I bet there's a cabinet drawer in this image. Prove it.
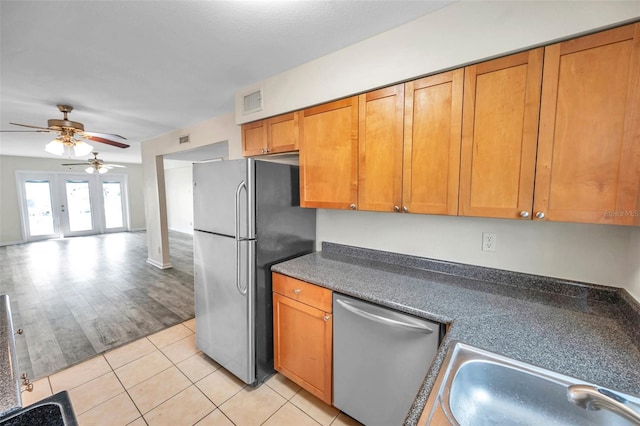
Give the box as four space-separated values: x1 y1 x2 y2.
272 273 332 313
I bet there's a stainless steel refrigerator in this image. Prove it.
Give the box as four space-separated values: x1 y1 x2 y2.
193 158 315 385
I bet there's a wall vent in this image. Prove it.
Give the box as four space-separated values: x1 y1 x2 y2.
243 89 263 114
179 135 190 144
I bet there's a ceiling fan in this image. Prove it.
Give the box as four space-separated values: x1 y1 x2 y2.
62 152 126 174
1 104 130 157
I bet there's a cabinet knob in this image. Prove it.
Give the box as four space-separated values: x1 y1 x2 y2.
402 206 409 213
520 211 530 218
293 288 301 295
393 205 400 212
535 212 545 219
15 329 23 335
349 204 356 210
323 315 330 322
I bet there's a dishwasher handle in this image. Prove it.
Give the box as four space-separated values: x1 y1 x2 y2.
336 298 434 334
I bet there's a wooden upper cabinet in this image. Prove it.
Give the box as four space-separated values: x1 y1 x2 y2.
268 112 299 154
358 84 405 212
534 23 640 226
299 97 359 209
458 48 544 219
404 69 464 215
242 120 267 156
241 112 299 156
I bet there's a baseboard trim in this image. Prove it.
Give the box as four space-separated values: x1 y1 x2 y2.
0 240 25 247
146 258 173 269
130 227 146 232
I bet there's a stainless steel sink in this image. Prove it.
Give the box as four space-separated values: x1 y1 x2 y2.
421 342 640 425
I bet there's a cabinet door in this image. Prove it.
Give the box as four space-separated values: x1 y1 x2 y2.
403 69 463 215
242 120 267 157
534 23 640 225
358 84 404 212
273 293 332 404
459 49 543 219
268 112 299 154
299 97 358 209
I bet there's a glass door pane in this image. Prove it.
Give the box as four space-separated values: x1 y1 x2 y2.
102 181 124 229
64 180 94 233
24 180 56 236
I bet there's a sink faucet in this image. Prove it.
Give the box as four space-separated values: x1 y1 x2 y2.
567 384 640 424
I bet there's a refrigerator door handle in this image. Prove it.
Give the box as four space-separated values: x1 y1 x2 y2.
235 181 248 295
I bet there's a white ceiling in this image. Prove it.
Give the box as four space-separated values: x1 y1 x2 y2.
0 0 455 164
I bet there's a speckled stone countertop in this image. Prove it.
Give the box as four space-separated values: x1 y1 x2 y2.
271 242 640 426
0 295 21 417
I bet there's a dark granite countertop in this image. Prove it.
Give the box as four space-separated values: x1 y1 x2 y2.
271 242 640 425
0 295 21 417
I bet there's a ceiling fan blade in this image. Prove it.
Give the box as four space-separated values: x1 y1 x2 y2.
82 131 127 140
104 164 126 168
0 129 51 133
8 122 53 131
83 135 130 149
61 163 89 166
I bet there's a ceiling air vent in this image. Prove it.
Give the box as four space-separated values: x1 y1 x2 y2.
243 89 263 114
179 135 190 144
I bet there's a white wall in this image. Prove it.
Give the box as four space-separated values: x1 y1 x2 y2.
234 1 640 298
141 112 242 268
164 160 194 235
236 1 640 123
317 210 634 288
0 155 145 245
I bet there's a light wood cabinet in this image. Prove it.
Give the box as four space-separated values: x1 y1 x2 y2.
283 23 640 225
459 48 544 220
358 84 404 212
241 112 299 156
242 120 267 157
299 97 358 209
335 72 464 215
534 22 640 226
403 70 464 215
272 273 332 404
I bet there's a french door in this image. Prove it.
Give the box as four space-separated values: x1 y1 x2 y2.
16 171 129 242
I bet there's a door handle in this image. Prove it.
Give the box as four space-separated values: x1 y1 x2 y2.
235 181 247 295
336 299 433 334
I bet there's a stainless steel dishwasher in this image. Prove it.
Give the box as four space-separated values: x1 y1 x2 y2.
333 293 442 426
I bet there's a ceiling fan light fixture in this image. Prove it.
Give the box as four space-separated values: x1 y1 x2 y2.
45 139 65 155
73 140 93 157
85 166 95 174
98 167 108 174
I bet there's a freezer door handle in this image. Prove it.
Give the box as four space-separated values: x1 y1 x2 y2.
335 298 433 334
235 181 248 295
235 180 247 241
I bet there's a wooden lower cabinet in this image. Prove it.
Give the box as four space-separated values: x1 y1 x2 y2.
273 273 332 404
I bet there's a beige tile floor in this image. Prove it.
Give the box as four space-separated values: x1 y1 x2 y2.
22 319 362 426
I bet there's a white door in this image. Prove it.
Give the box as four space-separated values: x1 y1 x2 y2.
16 173 61 242
59 175 97 237
16 171 131 241
100 177 128 233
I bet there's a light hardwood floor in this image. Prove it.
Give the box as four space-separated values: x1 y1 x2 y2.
0 231 194 380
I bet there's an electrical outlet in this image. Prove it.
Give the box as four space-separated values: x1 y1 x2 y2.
482 232 496 252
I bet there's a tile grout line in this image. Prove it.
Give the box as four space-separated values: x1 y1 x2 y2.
28 319 345 426
102 353 147 424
